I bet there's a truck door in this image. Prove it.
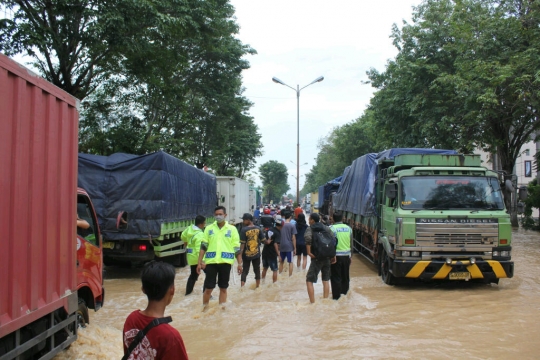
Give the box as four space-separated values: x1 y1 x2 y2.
76 193 103 308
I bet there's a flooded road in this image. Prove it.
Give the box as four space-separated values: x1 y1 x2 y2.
57 229 540 359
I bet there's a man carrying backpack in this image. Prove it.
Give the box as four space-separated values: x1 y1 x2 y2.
304 213 337 303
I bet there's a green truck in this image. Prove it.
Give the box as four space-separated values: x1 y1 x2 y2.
332 148 514 285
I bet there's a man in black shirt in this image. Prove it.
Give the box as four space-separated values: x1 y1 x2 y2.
261 219 283 283
239 213 265 288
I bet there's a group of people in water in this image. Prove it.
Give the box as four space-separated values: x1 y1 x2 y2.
123 204 353 359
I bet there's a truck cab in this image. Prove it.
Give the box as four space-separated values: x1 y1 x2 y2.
76 188 104 325
377 154 514 284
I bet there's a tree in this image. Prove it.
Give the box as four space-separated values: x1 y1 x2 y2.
302 111 381 194
6 0 263 177
0 0 206 100
259 161 290 203
366 0 540 226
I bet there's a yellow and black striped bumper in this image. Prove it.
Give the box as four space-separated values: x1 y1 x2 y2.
393 259 514 280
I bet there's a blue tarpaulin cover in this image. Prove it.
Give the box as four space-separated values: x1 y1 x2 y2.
78 151 217 240
333 148 457 216
318 176 343 205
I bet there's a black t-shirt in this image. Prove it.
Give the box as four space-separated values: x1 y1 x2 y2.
262 227 280 258
240 225 264 259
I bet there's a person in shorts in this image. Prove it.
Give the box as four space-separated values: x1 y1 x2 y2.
262 219 283 283
239 213 264 288
305 213 336 303
278 212 297 276
197 206 241 307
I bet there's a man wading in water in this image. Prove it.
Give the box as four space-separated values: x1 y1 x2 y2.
197 206 241 309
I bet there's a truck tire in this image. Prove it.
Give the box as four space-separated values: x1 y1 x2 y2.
164 252 186 267
77 298 89 328
379 247 396 285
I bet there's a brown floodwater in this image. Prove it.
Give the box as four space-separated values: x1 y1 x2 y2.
55 229 540 359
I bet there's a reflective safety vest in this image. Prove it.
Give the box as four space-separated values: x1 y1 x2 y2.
330 223 352 256
202 221 240 265
181 224 204 266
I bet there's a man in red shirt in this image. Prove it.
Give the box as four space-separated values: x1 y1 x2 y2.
123 261 189 359
294 203 303 220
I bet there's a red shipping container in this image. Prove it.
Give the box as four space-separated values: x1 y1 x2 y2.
0 53 79 339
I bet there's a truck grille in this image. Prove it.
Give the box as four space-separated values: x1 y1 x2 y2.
416 220 498 245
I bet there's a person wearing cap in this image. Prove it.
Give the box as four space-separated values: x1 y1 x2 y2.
261 219 283 283
239 213 264 288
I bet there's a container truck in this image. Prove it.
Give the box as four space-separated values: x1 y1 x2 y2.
333 148 514 285
78 152 217 267
0 54 104 359
216 176 251 226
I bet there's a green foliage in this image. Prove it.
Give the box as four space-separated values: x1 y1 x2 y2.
523 178 540 229
302 111 382 194
1 1 262 177
366 0 540 175
365 0 540 226
259 161 290 203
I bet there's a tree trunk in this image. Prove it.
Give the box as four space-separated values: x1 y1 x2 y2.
498 149 519 227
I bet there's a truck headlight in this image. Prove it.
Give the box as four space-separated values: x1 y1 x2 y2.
411 251 420 257
501 250 510 257
401 251 410 257
493 251 499 257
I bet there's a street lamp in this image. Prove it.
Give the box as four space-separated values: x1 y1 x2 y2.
273 76 324 203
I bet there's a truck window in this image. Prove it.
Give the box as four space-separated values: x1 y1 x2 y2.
77 195 99 246
400 176 505 210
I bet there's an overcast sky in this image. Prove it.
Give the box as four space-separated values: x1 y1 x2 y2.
230 0 422 191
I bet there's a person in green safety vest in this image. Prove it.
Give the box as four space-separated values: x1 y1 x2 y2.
182 215 206 296
197 206 241 308
329 211 353 300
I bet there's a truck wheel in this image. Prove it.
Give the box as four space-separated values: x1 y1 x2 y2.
164 252 186 267
77 298 89 328
380 248 396 285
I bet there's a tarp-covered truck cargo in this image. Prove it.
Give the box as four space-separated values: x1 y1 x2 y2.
334 148 513 285
78 151 217 266
318 175 342 216
0 53 79 358
216 177 250 225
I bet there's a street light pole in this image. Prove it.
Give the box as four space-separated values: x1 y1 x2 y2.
272 76 324 204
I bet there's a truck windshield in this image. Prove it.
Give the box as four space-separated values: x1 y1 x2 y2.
400 176 505 210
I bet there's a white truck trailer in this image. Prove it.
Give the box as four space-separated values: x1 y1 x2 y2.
216 176 251 226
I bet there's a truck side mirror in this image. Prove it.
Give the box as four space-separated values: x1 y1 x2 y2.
117 211 128 230
385 183 398 200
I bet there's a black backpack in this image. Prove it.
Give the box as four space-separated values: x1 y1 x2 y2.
311 227 336 259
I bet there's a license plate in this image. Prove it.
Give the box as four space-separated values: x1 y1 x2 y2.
449 272 470 280
103 242 115 249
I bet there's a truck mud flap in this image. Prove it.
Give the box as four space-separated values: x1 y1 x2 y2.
393 260 514 280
